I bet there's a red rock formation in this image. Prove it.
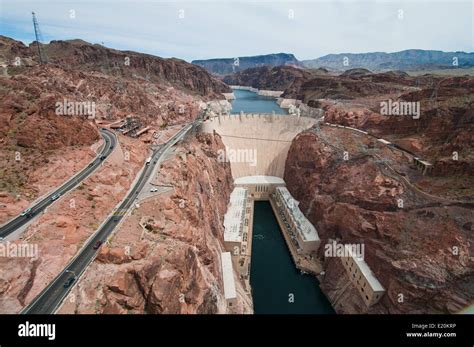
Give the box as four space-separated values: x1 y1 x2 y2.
223 65 314 91
284 130 473 313
322 76 474 176
41 39 231 97
283 72 405 101
0 134 149 313
0 35 228 208
58 133 252 314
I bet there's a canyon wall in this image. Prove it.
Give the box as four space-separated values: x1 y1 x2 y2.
58 133 253 314
284 129 473 313
321 76 474 183
223 65 314 92
193 53 299 75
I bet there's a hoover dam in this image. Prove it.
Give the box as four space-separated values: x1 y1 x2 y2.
200 90 334 313
200 112 316 178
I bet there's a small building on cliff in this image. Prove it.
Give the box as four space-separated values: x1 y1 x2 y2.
340 245 385 307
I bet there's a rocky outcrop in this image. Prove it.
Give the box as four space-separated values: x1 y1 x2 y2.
58 133 252 314
284 130 474 313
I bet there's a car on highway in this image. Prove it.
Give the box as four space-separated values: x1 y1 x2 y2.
92 240 103 250
51 193 61 201
150 188 158 192
100 155 107 161
63 276 76 288
88 162 94 167
20 208 33 217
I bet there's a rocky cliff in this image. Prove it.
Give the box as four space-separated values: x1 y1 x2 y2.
193 53 300 75
321 75 474 182
58 133 252 314
284 129 473 313
40 39 231 97
282 69 409 101
223 65 313 91
0 35 229 207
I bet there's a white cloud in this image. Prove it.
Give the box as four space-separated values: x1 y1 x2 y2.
1 0 472 61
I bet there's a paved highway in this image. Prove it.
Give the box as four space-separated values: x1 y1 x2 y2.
22 123 194 314
0 129 116 239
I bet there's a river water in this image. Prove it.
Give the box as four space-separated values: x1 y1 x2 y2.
229 89 334 314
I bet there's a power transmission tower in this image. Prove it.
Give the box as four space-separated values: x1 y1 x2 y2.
32 12 46 64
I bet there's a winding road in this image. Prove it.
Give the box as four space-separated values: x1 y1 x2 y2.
0 129 116 240
22 122 194 314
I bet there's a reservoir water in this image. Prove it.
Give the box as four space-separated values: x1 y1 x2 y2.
230 89 334 314
230 89 287 114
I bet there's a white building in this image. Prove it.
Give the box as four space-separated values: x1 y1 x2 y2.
234 175 285 200
223 187 248 252
341 245 385 307
221 252 237 308
272 187 320 254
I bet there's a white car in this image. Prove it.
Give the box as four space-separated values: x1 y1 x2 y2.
51 193 61 201
20 208 32 217
150 188 158 193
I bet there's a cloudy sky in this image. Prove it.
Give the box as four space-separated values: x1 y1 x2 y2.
0 0 472 62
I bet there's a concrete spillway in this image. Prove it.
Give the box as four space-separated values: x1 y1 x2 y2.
199 113 316 179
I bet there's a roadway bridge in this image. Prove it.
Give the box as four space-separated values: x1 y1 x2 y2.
199 113 316 179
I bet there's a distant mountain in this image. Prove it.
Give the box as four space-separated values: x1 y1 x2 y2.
302 50 474 71
223 65 319 91
192 53 300 75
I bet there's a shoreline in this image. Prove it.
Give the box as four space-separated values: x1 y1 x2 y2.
229 85 284 98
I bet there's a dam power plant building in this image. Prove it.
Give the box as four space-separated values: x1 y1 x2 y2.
234 175 285 200
221 252 238 309
208 112 386 310
223 187 253 278
223 187 249 252
271 186 320 254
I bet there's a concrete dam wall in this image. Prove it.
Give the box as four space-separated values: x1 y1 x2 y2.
199 113 316 179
